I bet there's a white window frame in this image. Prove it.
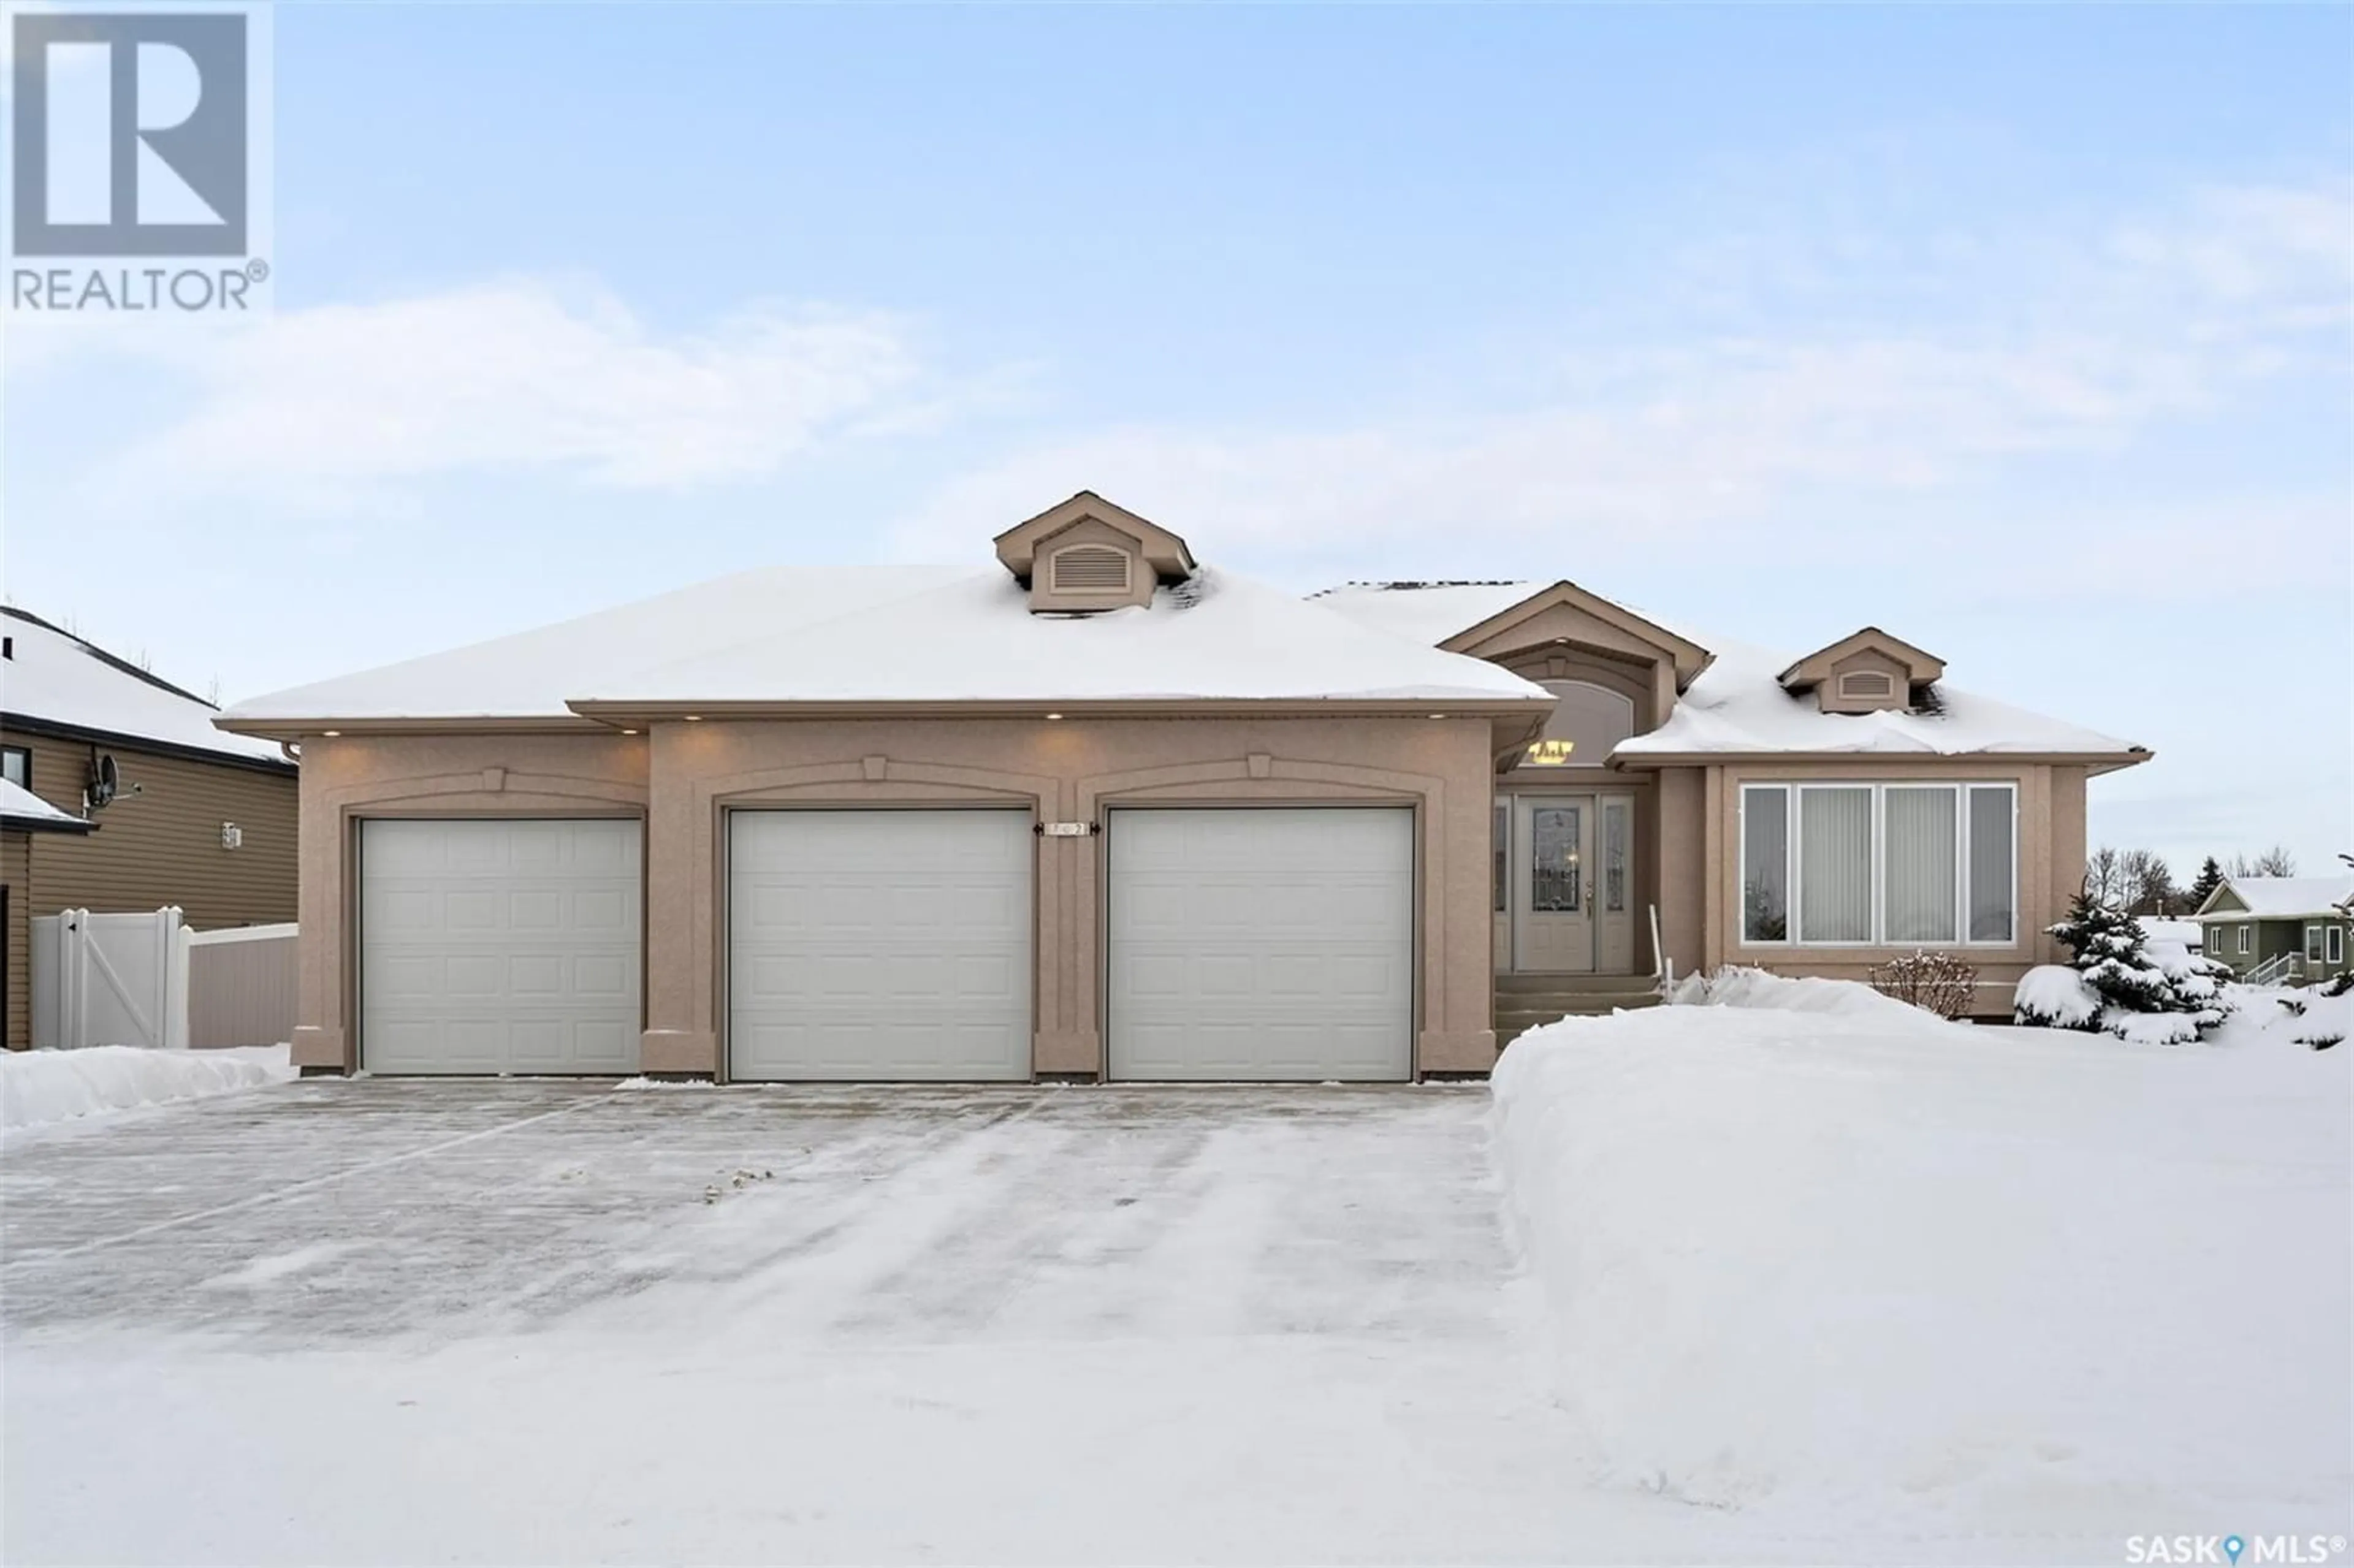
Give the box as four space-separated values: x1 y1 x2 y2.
2308 924 2327 963
2328 926 2345 965
2238 924 2252 956
1736 780 2017 949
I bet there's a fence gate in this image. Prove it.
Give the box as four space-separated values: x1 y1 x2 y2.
29 908 190 1051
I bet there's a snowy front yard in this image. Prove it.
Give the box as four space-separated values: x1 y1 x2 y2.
2 997 2347 1566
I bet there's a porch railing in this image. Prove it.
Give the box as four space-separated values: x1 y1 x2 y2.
2245 951 2307 988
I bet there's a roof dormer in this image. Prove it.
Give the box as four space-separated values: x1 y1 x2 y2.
1777 627 1945 714
993 492 1196 614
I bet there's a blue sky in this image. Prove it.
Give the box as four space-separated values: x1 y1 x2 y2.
6 3 2350 880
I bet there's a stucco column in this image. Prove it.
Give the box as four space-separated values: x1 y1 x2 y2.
288 757 351 1073
1413 720 1497 1076
1654 766 1706 980
640 724 717 1076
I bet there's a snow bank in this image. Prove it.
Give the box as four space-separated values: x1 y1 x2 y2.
1665 964 1945 1028
2 1046 294 1133
1491 1001 2350 1521
2224 985 2352 1051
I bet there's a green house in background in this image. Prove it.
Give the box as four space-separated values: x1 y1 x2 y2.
2195 875 2353 988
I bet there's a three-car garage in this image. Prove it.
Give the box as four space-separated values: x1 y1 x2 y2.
355 806 1418 1081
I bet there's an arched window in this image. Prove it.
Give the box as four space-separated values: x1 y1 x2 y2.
1522 680 1635 768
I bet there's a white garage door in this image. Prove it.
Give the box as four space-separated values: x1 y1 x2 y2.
359 818 643 1075
728 810 1032 1081
1109 807 1415 1082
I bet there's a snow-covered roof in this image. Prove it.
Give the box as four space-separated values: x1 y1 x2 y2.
0 776 91 831
223 566 1550 725
1313 580 2147 763
2198 877 2354 921
1306 582 1547 649
1 608 289 767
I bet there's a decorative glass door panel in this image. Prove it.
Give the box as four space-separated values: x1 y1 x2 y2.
1514 796 1595 972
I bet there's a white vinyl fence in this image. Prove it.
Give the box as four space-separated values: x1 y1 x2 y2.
185 923 299 1049
30 910 297 1051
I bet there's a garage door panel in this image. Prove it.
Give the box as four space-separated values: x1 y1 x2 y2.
728 811 1032 1082
1110 808 1413 1083
360 820 644 1076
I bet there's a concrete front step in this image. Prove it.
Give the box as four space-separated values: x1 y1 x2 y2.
1496 994 1658 1033
1494 973 1657 994
1495 993 1659 1014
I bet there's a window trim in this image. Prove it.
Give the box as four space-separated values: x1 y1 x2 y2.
0 745 28 790
1737 779 2017 950
2328 926 2345 966
2308 924 2327 963
2238 924 2252 956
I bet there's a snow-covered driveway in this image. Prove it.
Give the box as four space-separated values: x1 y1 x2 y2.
2 1079 1696 1565
2 1079 1527 1344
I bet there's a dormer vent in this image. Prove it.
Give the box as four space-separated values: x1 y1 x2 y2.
1777 626 1945 714
1049 545 1133 593
993 490 1196 615
1837 669 1894 702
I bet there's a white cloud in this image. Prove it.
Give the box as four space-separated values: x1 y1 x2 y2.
888 178 2353 576
29 279 970 508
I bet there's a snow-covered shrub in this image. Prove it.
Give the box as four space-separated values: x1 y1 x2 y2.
2033 890 2234 1043
2013 965 2101 1030
2274 990 2348 1051
1867 951 1979 1020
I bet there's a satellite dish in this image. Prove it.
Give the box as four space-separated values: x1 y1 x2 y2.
89 753 119 810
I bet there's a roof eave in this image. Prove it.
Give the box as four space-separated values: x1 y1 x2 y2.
9 711 298 774
214 713 611 742
1 812 96 835
1609 746 2154 772
565 695 1557 724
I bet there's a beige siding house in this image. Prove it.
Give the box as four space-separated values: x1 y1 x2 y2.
218 493 2148 1081
2 607 300 1049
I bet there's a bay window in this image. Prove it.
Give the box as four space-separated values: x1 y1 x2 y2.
1740 781 2017 946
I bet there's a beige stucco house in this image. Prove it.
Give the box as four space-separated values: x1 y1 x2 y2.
218 493 2149 1082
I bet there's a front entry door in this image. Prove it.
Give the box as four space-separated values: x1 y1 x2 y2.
1514 796 1595 972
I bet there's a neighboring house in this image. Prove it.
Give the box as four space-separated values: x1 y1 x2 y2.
2 777 96 1055
2194 875 2354 988
217 492 2149 1083
2 607 300 1049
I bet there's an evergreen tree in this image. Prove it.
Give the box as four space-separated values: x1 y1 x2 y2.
2184 855 2225 911
2049 891 2171 1013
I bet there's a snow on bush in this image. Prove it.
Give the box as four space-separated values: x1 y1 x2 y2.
2024 891 2235 1044
1865 950 1978 1019
1490 1002 2350 1518
2013 964 2101 1029
1 1046 293 1133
